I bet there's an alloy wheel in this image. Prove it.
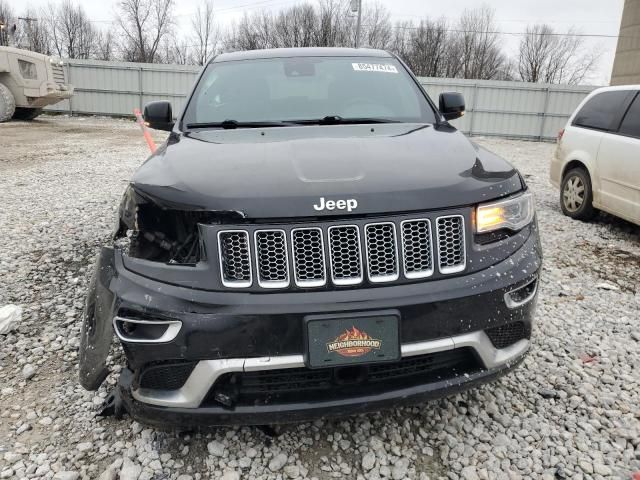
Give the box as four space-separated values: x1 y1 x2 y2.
563 175 585 212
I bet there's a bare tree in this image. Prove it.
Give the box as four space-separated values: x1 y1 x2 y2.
517 24 600 84
95 30 115 61
222 1 512 82
272 3 318 48
224 10 276 51
159 37 191 64
314 0 351 47
191 0 218 65
0 0 16 47
360 1 392 49
406 19 449 77
46 1 97 59
389 21 412 63
455 6 505 80
117 0 174 63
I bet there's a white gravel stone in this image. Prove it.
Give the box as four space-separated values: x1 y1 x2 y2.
269 453 288 472
284 465 300 478
98 467 118 480
53 472 80 480
21 364 36 380
362 451 376 471
76 442 93 452
593 463 612 476
207 440 226 457
461 466 480 480
221 470 240 480
0 304 22 334
3 452 22 464
119 457 142 480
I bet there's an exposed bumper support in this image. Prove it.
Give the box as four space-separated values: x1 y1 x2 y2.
132 331 530 409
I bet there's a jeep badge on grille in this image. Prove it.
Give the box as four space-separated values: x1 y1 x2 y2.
313 197 358 212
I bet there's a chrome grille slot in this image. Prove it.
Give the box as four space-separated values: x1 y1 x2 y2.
365 223 399 282
291 228 326 287
218 230 252 287
436 215 466 274
401 219 434 279
328 225 363 285
254 230 289 288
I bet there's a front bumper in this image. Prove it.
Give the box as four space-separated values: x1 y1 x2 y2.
130 329 529 405
119 349 526 428
81 229 541 425
29 83 74 108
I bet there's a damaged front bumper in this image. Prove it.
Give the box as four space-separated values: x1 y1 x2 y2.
80 229 540 425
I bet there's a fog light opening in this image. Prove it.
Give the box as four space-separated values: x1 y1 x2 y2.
504 277 538 309
113 316 182 343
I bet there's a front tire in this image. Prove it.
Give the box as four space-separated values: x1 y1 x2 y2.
560 168 595 220
13 107 43 121
0 82 16 122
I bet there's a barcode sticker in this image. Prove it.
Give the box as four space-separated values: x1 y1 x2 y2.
352 63 398 74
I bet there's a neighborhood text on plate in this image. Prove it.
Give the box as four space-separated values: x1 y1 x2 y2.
352 63 399 74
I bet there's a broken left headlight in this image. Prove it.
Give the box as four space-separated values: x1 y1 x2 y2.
114 185 208 265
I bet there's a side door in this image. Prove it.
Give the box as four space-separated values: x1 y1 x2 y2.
597 91 640 224
568 90 634 207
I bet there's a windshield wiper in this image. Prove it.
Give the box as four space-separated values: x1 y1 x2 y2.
186 119 293 130
289 116 400 125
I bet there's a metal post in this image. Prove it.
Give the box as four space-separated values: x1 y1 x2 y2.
468 83 479 136
138 67 143 111
67 63 73 116
539 87 551 141
355 0 362 48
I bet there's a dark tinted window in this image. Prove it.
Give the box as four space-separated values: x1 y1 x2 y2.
619 93 640 138
573 91 631 131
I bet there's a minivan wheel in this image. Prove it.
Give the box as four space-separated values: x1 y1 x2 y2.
560 168 595 220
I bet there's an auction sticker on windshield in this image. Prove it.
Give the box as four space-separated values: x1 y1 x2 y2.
352 63 398 73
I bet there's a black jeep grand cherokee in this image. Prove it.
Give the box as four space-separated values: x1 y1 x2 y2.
79 48 541 426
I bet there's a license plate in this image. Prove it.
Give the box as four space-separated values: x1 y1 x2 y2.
305 311 400 368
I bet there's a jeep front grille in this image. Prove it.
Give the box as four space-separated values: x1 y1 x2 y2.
254 230 289 288
365 223 399 283
401 219 434 279
216 214 467 290
291 228 326 287
436 215 466 274
328 225 363 285
218 231 252 287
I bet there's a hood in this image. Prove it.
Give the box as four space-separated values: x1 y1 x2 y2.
131 123 523 218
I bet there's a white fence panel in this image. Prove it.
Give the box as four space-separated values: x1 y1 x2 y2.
45 58 598 141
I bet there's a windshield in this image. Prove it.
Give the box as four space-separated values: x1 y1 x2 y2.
182 56 438 127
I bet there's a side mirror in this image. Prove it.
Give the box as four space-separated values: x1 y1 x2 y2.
439 92 465 121
143 101 174 131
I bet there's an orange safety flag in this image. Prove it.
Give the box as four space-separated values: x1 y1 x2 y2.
133 108 157 154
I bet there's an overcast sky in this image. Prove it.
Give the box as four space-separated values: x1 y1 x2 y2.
20 0 625 84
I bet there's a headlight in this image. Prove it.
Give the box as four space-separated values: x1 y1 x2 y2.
475 192 535 233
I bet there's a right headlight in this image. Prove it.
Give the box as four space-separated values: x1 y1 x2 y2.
475 192 535 233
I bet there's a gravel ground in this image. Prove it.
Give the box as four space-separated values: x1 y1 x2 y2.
0 115 639 480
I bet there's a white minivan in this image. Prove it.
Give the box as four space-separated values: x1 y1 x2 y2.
551 85 640 226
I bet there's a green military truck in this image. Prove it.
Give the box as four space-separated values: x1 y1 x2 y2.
0 46 74 122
